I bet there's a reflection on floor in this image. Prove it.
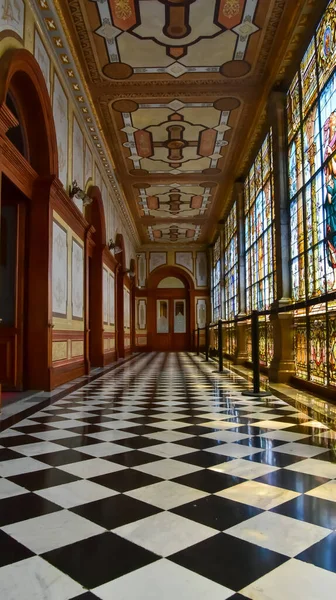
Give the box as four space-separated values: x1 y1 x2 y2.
0 352 335 599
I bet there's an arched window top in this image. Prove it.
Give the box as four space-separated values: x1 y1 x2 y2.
5 92 27 158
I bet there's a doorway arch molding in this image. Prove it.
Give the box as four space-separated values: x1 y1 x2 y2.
147 265 195 292
0 48 58 178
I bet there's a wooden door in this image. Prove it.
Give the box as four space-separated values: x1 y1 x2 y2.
151 289 189 351
0 178 26 390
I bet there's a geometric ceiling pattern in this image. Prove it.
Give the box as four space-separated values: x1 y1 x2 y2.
64 0 308 244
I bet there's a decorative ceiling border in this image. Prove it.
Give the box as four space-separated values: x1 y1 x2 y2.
30 0 140 246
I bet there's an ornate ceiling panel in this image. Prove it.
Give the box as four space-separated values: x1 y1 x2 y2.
64 0 309 244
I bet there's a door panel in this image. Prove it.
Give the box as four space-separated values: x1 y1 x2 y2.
151 290 189 351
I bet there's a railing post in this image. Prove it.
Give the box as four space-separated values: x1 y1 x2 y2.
205 325 209 361
197 327 200 356
218 320 223 372
242 311 271 397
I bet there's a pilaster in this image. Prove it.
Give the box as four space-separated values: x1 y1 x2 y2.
234 181 248 364
268 91 295 382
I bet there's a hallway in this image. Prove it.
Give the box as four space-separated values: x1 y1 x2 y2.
0 353 336 599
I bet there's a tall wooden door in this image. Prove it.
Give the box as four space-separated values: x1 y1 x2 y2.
150 288 189 351
0 177 27 390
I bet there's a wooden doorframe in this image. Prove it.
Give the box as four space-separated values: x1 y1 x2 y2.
147 265 195 351
0 49 58 391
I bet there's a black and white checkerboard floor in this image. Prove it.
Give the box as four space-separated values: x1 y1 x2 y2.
0 352 336 599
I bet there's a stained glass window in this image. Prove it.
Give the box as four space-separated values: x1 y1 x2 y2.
288 0 336 387
223 202 238 319
244 130 275 313
212 236 221 321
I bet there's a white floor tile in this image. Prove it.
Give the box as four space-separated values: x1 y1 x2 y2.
0 478 27 500
272 442 328 458
78 442 132 457
94 559 233 600
0 457 49 477
114 511 216 557
126 480 208 510
241 558 336 600
36 479 117 508
226 511 331 557
3 509 104 553
306 480 336 502
13 442 66 457
58 458 126 478
210 458 279 479
217 480 300 510
142 443 196 458
0 556 83 600
205 443 262 458
135 458 201 479
285 459 336 479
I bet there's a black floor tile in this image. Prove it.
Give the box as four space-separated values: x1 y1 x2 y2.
0 434 38 447
72 494 162 530
52 435 103 449
233 437 286 450
9 467 80 491
70 593 99 600
0 448 25 462
177 425 223 436
177 436 224 450
0 530 34 567
169 533 288 591
36 449 89 466
272 494 336 530
108 450 162 467
121 425 162 436
255 470 329 493
296 532 336 573
176 451 235 468
14 424 56 434
67 425 111 435
171 495 263 531
172 470 244 493
114 436 162 450
245 451 305 468
0 493 61 526
313 450 336 463
42 532 159 588
90 469 162 492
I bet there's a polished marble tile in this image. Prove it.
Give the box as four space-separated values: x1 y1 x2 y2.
205 443 263 459
0 530 33 567
217 480 300 510
255 469 329 493
171 494 263 531
3 509 104 553
297 531 336 574
272 442 328 458
0 555 83 600
72 494 161 530
126 480 208 510
134 458 201 480
285 458 336 479
36 479 117 508
0 456 50 477
115 511 217 557
209 458 279 480
226 510 331 557
93 558 233 600
241 558 336 599
0 492 61 526
306 479 336 503
173 469 244 493
42 532 158 589
272 494 336 530
0 478 27 499
170 533 287 591
58 458 126 479
90 469 161 492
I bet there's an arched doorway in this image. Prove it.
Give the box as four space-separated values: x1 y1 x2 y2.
147 266 194 351
0 49 58 390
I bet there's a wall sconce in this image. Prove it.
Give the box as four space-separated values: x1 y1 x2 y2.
108 240 123 254
69 180 93 207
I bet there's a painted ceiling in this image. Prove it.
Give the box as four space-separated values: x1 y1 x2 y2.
63 0 309 245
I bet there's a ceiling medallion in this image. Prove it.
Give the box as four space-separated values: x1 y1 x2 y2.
222 0 240 20
115 0 133 21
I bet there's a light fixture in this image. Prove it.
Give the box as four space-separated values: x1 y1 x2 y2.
108 240 123 254
69 180 93 206
129 270 135 278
